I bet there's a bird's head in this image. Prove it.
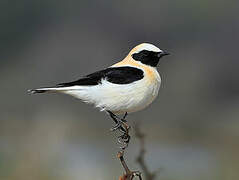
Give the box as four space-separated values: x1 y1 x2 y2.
129 43 169 67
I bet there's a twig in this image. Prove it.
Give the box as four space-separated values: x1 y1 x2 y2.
135 123 158 180
116 121 142 180
117 150 142 180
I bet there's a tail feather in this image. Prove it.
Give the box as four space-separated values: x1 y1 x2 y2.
28 89 49 94
28 86 78 94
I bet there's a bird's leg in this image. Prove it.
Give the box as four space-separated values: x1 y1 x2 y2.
121 112 128 122
107 110 118 124
118 121 131 150
107 111 131 149
117 112 131 149
107 111 126 132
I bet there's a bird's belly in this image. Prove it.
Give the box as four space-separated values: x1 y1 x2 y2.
95 78 161 114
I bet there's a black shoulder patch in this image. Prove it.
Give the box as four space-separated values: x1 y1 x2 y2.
57 66 144 87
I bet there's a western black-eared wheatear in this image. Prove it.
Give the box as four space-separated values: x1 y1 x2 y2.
29 43 169 147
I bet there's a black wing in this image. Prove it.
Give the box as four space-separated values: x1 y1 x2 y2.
57 66 144 87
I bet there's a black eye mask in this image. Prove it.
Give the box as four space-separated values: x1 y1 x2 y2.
132 50 160 67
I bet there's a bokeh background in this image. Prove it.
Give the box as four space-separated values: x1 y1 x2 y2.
1 0 239 179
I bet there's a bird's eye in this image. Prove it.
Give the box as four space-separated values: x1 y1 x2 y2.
141 50 150 56
156 52 161 57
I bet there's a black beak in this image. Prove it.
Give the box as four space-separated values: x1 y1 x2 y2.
160 52 170 57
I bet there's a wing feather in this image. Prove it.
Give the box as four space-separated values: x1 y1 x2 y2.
57 66 144 87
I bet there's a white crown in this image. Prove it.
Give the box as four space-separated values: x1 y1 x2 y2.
135 43 162 53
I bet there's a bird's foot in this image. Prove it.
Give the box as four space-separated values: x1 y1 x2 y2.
118 121 131 150
118 133 131 149
110 119 127 132
108 112 128 132
107 111 131 149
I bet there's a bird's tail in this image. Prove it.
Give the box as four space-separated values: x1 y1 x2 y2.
28 87 69 94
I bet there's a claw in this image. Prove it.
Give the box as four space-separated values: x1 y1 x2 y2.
110 119 127 132
108 111 126 132
118 133 131 149
110 123 122 131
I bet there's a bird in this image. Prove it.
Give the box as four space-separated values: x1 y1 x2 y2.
29 43 169 145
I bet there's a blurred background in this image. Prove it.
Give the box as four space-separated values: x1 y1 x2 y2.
1 0 239 179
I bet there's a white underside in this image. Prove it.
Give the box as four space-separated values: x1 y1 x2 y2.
36 69 161 115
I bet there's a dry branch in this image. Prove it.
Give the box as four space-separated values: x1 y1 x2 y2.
115 120 159 180
116 120 142 180
135 123 159 180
